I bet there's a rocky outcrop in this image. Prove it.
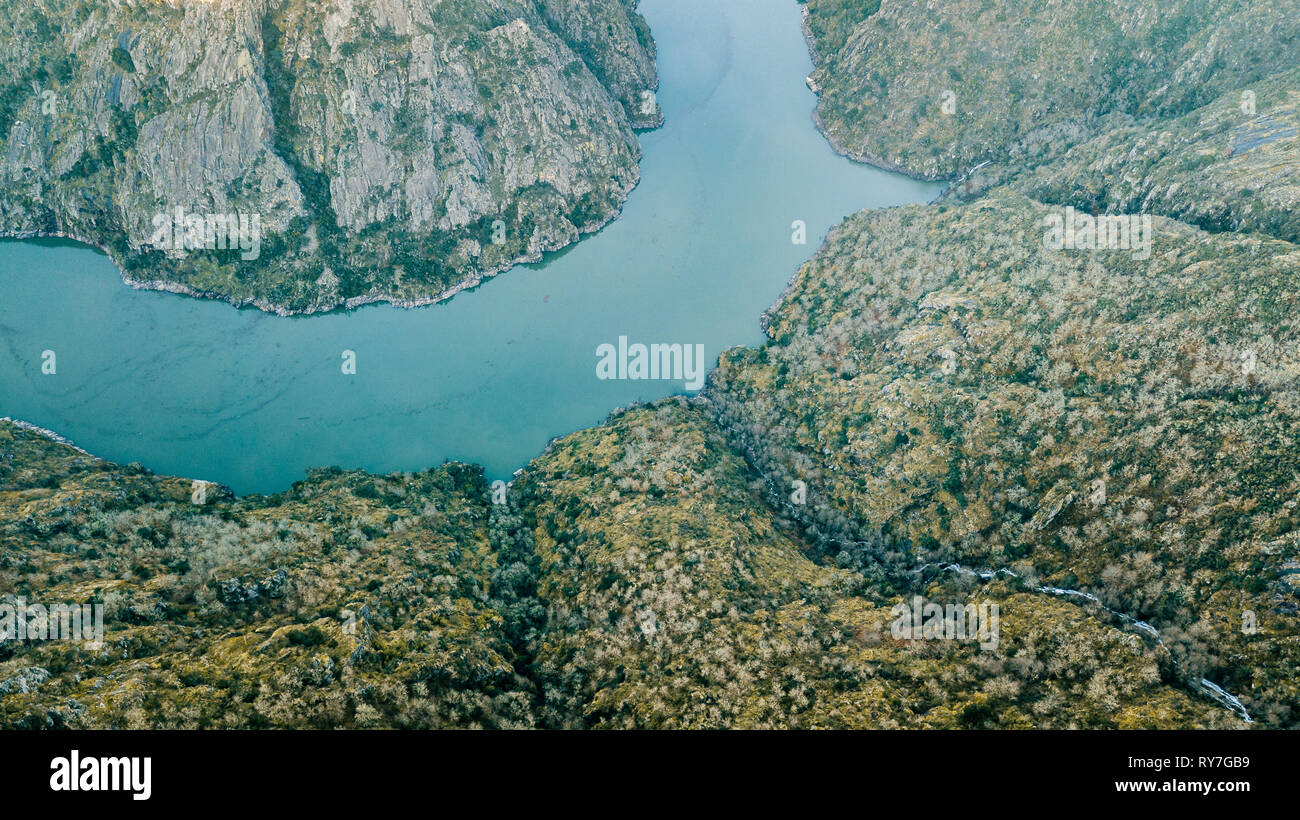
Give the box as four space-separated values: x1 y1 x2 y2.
1009 70 1300 245
800 0 1300 180
0 0 661 313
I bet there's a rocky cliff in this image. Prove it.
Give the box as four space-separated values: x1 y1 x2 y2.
0 0 661 313
800 0 1300 181
4 0 1299 729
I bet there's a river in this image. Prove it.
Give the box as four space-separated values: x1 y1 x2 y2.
0 0 942 495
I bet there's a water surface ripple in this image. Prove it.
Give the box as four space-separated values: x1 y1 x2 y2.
0 0 942 493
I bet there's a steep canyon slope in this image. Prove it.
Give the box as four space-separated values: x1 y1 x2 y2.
0 0 660 313
3 0 1299 728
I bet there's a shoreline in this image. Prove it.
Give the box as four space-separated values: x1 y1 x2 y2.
0 417 98 459
0 393 664 499
0 145 645 317
0 6 941 492
0 178 639 318
798 6 948 185
809 109 950 183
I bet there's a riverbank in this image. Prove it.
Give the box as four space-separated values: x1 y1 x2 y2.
0 167 644 317
798 5 949 184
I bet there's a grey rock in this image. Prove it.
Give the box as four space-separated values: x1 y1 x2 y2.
0 0 660 313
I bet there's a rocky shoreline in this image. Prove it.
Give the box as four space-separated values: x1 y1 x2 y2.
0 0 662 316
0 417 97 458
1 164 640 316
808 109 950 183
798 6 948 184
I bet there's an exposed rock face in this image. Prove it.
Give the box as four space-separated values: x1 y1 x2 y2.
1010 71 1300 245
801 0 1300 180
0 0 661 313
3 0 1299 730
536 0 662 130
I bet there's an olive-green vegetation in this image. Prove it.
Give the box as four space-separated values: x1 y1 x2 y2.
0 422 535 728
514 402 1232 728
800 0 1300 180
761 0 1300 726
707 193 1300 727
4 0 1298 730
0 407 1236 728
1007 69 1300 246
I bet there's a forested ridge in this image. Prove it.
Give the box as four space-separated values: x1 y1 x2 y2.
3 0 1299 728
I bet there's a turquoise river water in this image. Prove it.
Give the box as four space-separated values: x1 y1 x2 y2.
0 0 942 494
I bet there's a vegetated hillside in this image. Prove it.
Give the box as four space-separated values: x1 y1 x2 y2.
0 0 661 313
4 0 1299 730
0 422 535 728
511 402 1231 728
0 408 1235 728
745 2 1300 726
1006 69 1300 245
800 0 1300 180
706 190 1300 726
